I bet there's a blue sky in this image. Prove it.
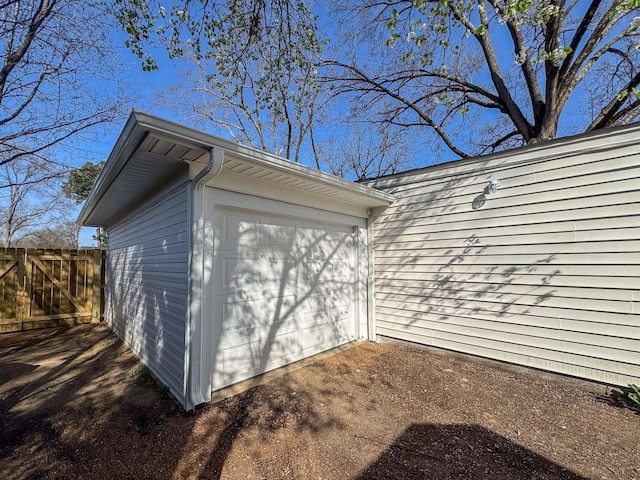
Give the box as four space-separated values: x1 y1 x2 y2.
76 32 182 245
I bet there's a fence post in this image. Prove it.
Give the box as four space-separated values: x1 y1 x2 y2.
19 248 29 328
91 249 102 323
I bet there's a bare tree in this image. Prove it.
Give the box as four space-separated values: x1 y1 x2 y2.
0 0 129 168
116 0 324 162
18 221 80 248
159 56 323 162
316 123 417 180
0 153 68 246
116 1 640 166
326 0 640 158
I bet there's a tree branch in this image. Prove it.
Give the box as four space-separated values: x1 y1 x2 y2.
562 1 625 94
0 70 47 126
0 0 56 98
587 70 640 131
325 60 469 158
558 0 602 81
487 0 544 121
564 29 632 101
480 130 520 154
447 0 532 140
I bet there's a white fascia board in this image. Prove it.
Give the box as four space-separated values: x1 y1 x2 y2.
211 170 371 219
219 152 396 208
80 111 395 226
78 112 147 226
127 112 396 208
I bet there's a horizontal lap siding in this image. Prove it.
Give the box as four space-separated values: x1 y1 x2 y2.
368 136 640 386
106 183 189 404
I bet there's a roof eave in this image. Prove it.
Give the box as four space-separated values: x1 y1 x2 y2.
79 111 395 226
78 111 149 226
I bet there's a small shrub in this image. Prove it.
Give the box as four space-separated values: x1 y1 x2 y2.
628 384 640 408
156 384 170 396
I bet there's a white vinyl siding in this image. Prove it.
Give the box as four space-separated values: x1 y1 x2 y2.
106 183 190 404
368 132 640 387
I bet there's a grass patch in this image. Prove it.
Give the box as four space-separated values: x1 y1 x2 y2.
127 362 171 398
127 363 151 386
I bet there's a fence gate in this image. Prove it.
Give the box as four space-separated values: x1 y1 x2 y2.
0 248 105 333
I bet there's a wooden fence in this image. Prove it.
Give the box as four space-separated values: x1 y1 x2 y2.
0 248 105 333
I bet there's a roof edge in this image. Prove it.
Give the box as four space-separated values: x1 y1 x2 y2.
132 111 396 204
79 111 395 226
78 111 147 225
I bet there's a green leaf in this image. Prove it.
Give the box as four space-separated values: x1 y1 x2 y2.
616 90 630 101
62 161 105 204
628 384 640 406
386 33 401 46
515 0 534 14
474 24 486 35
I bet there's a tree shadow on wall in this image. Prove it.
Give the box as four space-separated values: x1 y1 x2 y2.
423 236 560 324
104 195 361 478
375 166 563 334
179 209 362 478
357 423 587 480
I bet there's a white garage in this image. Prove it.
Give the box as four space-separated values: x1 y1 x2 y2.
79 111 393 409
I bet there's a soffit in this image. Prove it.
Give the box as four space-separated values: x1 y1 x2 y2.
79 112 395 227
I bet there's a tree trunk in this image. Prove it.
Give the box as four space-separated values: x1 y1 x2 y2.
530 114 560 144
4 212 12 247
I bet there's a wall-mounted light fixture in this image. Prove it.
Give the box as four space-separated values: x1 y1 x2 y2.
487 179 500 194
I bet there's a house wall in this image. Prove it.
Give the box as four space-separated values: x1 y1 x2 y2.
367 125 640 386
106 181 190 405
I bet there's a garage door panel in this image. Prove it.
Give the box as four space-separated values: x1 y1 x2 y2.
219 256 297 294
300 314 352 351
299 290 352 314
220 317 298 345
296 258 352 289
301 324 325 352
222 256 268 289
266 255 297 285
220 293 298 333
296 244 352 276
260 219 296 246
222 330 300 382
212 207 359 391
301 323 351 354
222 340 261 378
223 213 261 245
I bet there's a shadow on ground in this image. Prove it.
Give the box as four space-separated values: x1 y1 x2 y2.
0 324 341 479
357 423 586 480
595 386 640 416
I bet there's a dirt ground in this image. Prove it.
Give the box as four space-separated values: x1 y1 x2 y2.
0 324 638 480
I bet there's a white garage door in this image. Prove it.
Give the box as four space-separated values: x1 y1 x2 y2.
211 207 359 390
